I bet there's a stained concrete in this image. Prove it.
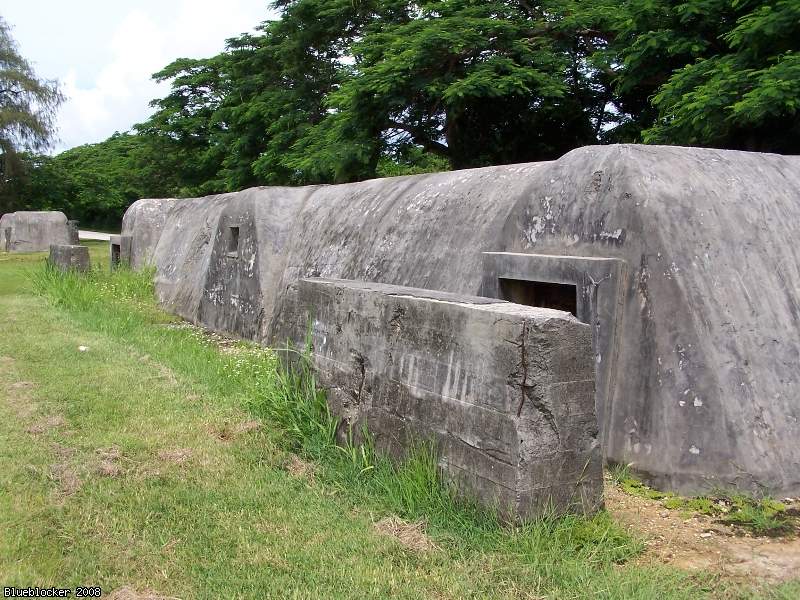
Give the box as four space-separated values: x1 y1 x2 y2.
118 144 800 498
67 220 80 245
0 211 72 253
276 278 602 518
48 245 90 273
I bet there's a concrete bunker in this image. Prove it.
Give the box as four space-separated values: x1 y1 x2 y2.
0 211 74 253
116 144 800 502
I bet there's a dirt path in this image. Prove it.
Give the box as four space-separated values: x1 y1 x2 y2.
605 479 800 583
78 230 114 241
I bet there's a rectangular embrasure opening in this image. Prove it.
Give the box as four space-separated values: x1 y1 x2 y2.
227 226 240 257
499 278 578 317
111 243 121 266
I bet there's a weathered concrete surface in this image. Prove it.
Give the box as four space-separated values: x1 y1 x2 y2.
499 146 800 496
480 253 629 453
133 187 315 340
109 235 132 269
120 199 173 269
277 278 602 518
0 211 72 253
119 144 800 497
48 245 90 272
67 220 80 245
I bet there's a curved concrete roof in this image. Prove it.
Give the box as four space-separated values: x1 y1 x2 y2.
121 144 800 496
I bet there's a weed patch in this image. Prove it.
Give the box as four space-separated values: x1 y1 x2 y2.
611 465 794 537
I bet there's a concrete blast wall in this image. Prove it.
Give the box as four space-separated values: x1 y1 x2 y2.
48 245 90 273
0 211 72 253
119 144 800 499
276 279 602 518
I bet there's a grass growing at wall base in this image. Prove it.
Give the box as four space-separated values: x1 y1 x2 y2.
31 263 632 545
4 255 790 597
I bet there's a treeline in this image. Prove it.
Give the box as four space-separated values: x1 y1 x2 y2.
7 0 799 227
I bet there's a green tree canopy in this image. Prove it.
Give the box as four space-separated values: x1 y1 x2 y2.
1 15 64 213
12 1 799 225
604 0 799 152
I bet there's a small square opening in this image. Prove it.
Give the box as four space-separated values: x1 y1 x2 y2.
499 278 578 317
227 226 240 257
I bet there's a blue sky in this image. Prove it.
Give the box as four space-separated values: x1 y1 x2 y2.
3 1 276 152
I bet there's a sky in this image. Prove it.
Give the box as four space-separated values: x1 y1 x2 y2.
3 1 276 153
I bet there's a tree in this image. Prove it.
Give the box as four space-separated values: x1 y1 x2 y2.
287 0 618 181
141 1 622 186
135 55 231 195
139 2 368 190
601 0 800 152
0 16 63 212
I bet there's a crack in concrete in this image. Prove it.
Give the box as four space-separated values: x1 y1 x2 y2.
514 320 561 445
448 432 514 466
516 321 529 418
354 352 366 405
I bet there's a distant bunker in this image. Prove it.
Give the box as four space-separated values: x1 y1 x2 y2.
118 144 800 510
0 211 74 253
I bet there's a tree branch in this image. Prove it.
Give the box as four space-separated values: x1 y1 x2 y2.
387 120 450 157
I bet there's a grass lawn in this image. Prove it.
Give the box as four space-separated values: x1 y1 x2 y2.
0 242 797 599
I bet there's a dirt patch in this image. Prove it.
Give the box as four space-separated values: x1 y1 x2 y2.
3 379 39 419
285 455 315 481
50 462 81 496
106 587 177 600
27 414 66 435
374 516 439 553
605 479 800 582
96 446 124 477
158 448 193 465
212 420 261 441
51 443 76 459
8 380 35 390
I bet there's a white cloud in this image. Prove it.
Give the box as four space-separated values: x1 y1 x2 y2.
49 0 272 151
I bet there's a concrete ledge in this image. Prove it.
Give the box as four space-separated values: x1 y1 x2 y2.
49 245 90 273
282 278 603 519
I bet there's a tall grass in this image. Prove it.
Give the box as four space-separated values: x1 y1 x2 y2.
29 263 724 598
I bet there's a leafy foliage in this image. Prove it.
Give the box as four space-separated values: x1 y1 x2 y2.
608 0 800 151
9 133 180 228
6 1 798 224
0 16 63 213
